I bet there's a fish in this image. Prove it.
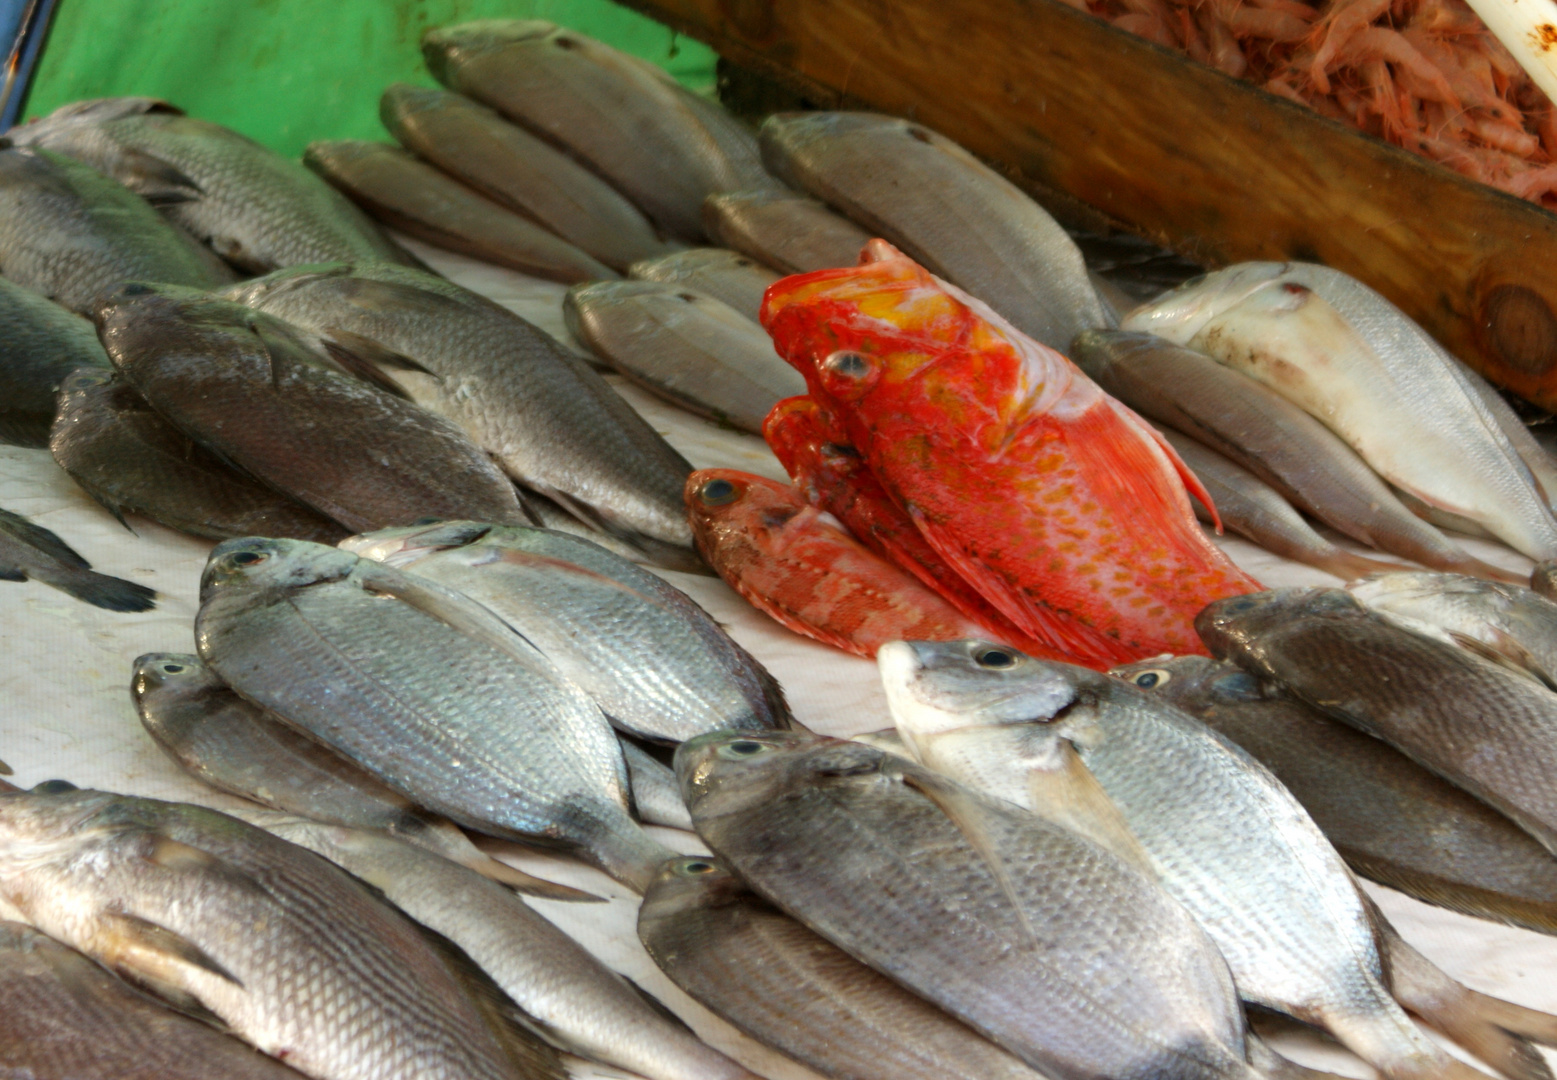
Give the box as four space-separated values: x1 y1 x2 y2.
759 112 1112 351
621 740 694 830
1460 368 1557 513
762 240 1261 666
1111 655 1557 937
1537 561 1557 600
96 283 530 534
1123 264 1557 561
1199 588 1557 858
1069 330 1512 580
302 140 616 283
0 919 308 1080
0 145 235 313
0 276 110 447
340 519 789 742
11 97 414 272
686 470 992 658
0 786 557 1080
638 855 1052 1080
1161 428 1412 581
422 21 776 242
880 639 1495 1080
221 262 697 564
676 729 1265 1080
51 368 347 543
380 83 677 271
701 188 874 275
629 248 777 324
195 537 673 891
0 505 156 612
564 280 806 433
130 651 594 901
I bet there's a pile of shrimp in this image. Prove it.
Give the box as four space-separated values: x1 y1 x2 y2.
1080 0 1557 203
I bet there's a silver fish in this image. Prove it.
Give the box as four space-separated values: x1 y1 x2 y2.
701 188 872 274
629 248 776 324
0 276 109 447
620 740 693 831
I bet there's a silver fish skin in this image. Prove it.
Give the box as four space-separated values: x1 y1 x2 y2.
1458 367 1557 512
340 520 788 742
701 188 873 275
0 505 156 612
0 146 235 313
759 112 1112 351
11 98 413 272
629 248 777 324
221 262 697 562
0 276 109 447
195 537 673 892
879 640 1486 1080
1123 264 1557 561
422 21 777 242
246 813 759 1080
621 740 694 830
565 281 807 434
0 787 544 1080
677 729 1258 1080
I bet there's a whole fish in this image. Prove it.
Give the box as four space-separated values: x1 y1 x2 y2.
195 538 672 891
880 640 1492 1080
97 283 529 534
759 112 1111 351
381 83 676 271
629 248 777 324
565 281 806 433
763 241 1260 665
639 856 1052 1080
702 188 873 275
1123 264 1557 561
676 729 1263 1080
221 262 697 564
0 146 234 313
130 651 593 901
11 97 413 272
0 276 110 447
51 368 346 543
686 469 993 658
422 21 776 241
0 505 155 611
1069 330 1511 580
340 520 789 742
1199 588 1557 857
621 740 694 830
0 920 307 1080
0 787 552 1080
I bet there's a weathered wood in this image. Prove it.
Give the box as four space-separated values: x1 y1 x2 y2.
625 0 1557 410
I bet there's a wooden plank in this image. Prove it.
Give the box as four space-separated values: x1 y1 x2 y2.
622 0 1557 410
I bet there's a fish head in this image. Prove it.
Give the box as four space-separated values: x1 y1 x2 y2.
1109 654 1259 709
1 97 179 152
1195 587 1362 659
130 653 221 745
685 469 812 562
339 520 492 567
93 282 246 367
641 855 749 918
420 19 557 83
676 729 858 820
200 537 357 603
0 787 124 901
1119 262 1288 345
56 364 116 401
761 395 860 491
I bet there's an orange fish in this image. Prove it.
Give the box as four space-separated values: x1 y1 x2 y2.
760 241 1261 663
686 468 989 658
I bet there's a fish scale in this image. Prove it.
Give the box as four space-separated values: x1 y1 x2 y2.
0 276 110 448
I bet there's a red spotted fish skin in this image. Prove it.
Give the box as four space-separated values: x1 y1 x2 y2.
763 395 1088 667
760 242 1261 664
685 468 989 658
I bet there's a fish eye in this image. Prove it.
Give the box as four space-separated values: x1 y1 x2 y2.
678 859 717 875
698 478 739 506
823 351 871 379
161 663 185 674
230 551 267 566
718 739 771 760
1131 668 1171 689
974 647 1016 669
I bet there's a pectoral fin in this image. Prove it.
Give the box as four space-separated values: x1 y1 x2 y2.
355 561 547 666
1025 741 1155 873
98 910 243 991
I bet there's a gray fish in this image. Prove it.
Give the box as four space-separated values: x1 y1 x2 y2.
639 855 1051 1080
381 84 676 272
221 262 697 564
0 505 155 612
701 188 872 275
565 281 806 433
629 248 777 324
195 538 673 891
621 740 693 831
303 140 615 284
11 97 413 272
96 283 529 534
1199 588 1557 858
0 920 307 1080
759 112 1112 351
0 146 235 313
677 729 1262 1080
522 487 711 574
422 21 776 242
130 651 595 902
0 787 556 1080
342 520 786 742
0 276 110 447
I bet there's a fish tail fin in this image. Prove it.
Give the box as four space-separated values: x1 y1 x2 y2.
1320 975 1499 1080
1314 549 1422 584
1245 1032 1355 1080
582 817 678 895
47 569 157 612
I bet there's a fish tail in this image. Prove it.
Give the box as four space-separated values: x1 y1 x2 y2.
1313 549 1421 584
1320 975 1499 1080
1245 1032 1354 1080
464 852 606 902
45 569 157 612
582 817 679 894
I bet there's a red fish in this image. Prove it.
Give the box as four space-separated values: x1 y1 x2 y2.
685 468 989 658
760 241 1261 663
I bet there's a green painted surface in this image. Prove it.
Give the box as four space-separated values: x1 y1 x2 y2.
23 0 715 157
